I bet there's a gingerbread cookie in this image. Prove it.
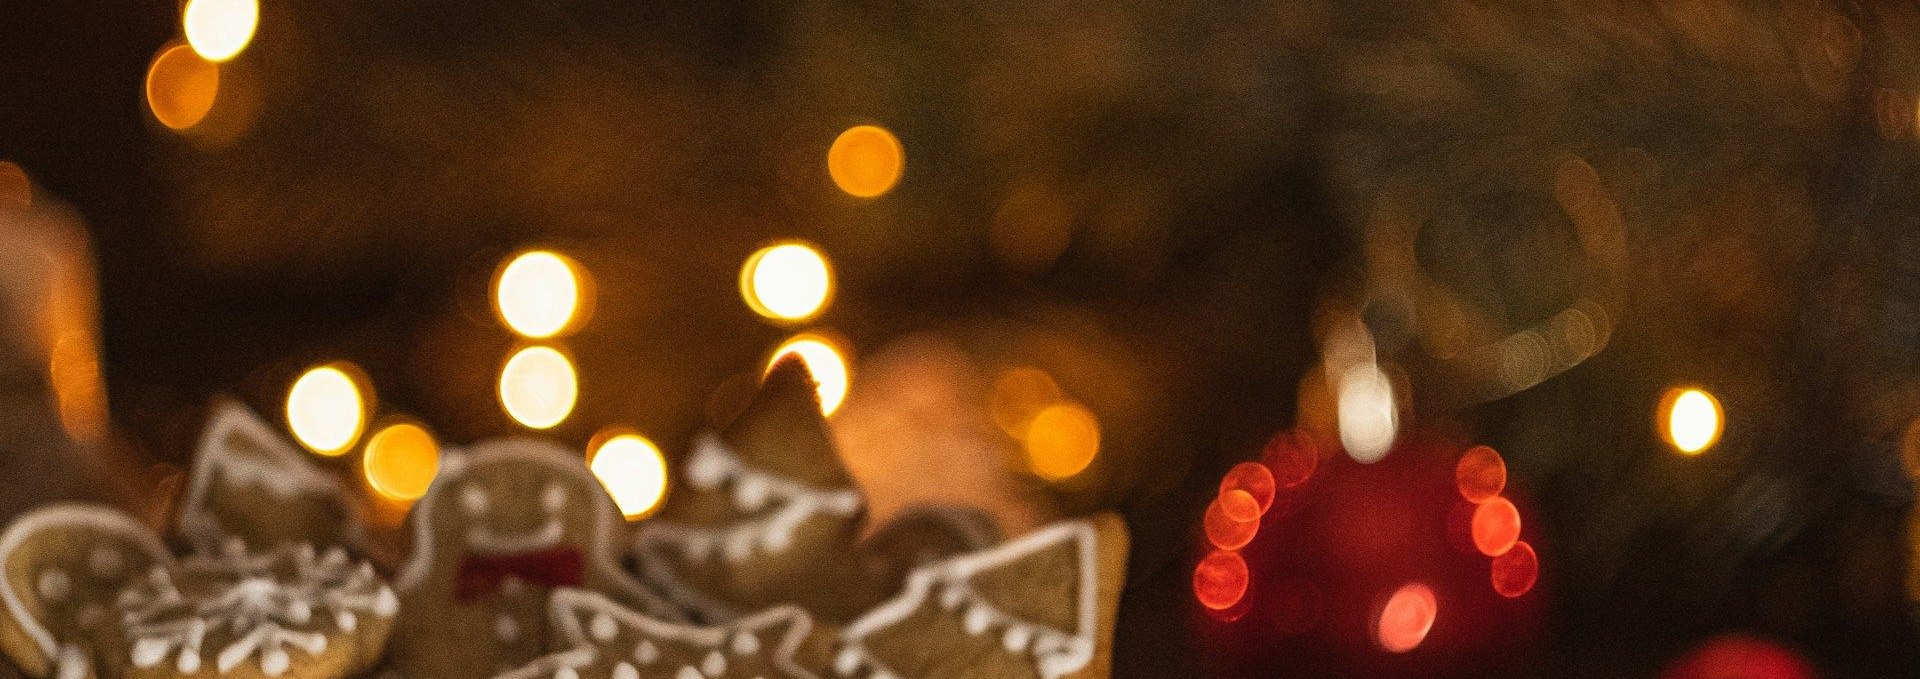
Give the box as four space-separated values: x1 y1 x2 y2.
392 438 683 679
113 540 396 679
177 401 363 554
831 513 1128 679
493 588 820 679
0 504 172 679
635 359 997 625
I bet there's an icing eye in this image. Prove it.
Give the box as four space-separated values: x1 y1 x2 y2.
461 486 490 515
541 483 567 512
36 569 71 602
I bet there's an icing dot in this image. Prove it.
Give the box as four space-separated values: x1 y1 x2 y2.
590 613 618 642
495 614 520 643
722 531 756 563
701 650 727 676
760 526 794 552
963 604 993 636
732 476 771 512
222 537 246 555
612 662 639 679
554 666 579 679
675 666 702 679
36 569 71 602
288 600 313 624
177 649 201 673
336 610 358 632
634 639 659 664
938 585 965 610
54 645 88 679
373 586 399 616
88 547 125 577
1003 625 1033 653
131 638 170 668
261 647 290 677
687 450 725 489
730 632 760 655
542 483 568 512
462 486 490 515
834 648 862 675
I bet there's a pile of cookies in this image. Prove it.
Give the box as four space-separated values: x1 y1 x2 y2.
0 359 1128 679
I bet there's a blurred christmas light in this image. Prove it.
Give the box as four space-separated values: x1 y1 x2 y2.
988 366 1062 438
588 431 669 520
1219 462 1276 513
1336 363 1397 463
0 161 29 208
362 421 439 502
286 363 367 456
499 345 578 429
1023 401 1100 481
144 43 220 131
1377 583 1437 653
767 334 850 416
1263 429 1319 488
1203 492 1260 551
1193 550 1249 611
494 250 584 338
49 334 108 444
740 242 833 322
827 124 904 198
1662 387 1723 455
1490 540 1538 598
1659 635 1819 679
182 0 258 63
1472 496 1521 557
1455 445 1507 503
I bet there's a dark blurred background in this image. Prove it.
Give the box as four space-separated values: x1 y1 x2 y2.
2 1 1918 677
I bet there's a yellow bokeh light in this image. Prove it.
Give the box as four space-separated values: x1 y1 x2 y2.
740 242 834 322
286 364 367 456
145 43 220 131
494 250 585 338
588 431 669 520
988 366 1062 439
499 345 578 429
767 334 850 416
827 125 904 198
1663 387 1724 455
363 422 440 501
182 0 259 63
1025 402 1100 481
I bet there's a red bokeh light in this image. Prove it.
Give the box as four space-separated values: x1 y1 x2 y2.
1194 550 1251 610
1471 496 1521 557
1219 461 1277 513
1659 634 1820 679
1263 429 1319 488
1490 540 1539 598
1376 582 1437 653
1204 494 1260 550
1455 444 1506 503
1218 488 1262 522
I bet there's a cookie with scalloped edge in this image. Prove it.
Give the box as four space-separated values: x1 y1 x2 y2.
830 513 1128 679
392 438 683 679
0 504 173 679
493 588 822 679
176 400 364 554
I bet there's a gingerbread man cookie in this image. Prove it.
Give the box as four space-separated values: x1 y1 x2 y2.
176 401 363 554
0 504 172 679
493 589 821 679
831 514 1129 679
392 438 682 679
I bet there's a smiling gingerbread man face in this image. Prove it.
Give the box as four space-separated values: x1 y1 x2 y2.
393 438 681 679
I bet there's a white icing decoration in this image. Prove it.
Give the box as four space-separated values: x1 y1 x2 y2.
53 643 89 679
0 504 173 665
833 648 860 675
963 604 992 635
462 486 491 515
613 661 639 679
1003 624 1033 653
938 584 964 610
336 609 357 632
554 666 578 679
733 476 771 513
730 632 760 655
177 402 365 551
496 614 520 643
543 483 568 512
89 547 125 578
700 650 726 676
590 612 618 642
467 519 564 555
635 640 659 664
37 569 71 602
518 589 818 679
675 667 701 679
132 637 169 667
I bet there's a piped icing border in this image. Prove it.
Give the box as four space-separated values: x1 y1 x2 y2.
492 588 818 679
0 504 173 674
177 401 365 551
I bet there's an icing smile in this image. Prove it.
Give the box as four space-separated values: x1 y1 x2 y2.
465 520 563 555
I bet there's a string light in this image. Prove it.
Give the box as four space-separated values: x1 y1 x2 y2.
588 431 669 520
182 0 259 63
286 363 367 456
1336 363 1397 463
767 334 850 416
1663 387 1723 455
740 242 833 322
1471 496 1521 557
1023 402 1100 481
362 421 439 502
1218 462 1277 513
145 43 219 130
494 250 585 338
1193 550 1249 611
499 345 578 429
1455 445 1506 503
827 125 904 198
1376 583 1437 653
1491 540 1539 598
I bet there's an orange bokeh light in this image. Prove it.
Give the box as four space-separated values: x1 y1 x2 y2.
1376 582 1437 653
1218 462 1276 514
1263 429 1319 488
1491 540 1539 598
1218 488 1261 523
1193 550 1250 611
145 43 220 130
1024 402 1100 480
827 125 904 198
1472 496 1522 557
1455 444 1506 503
1203 494 1260 551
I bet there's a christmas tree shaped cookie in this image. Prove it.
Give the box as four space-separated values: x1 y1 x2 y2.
832 514 1128 679
392 438 682 679
176 401 363 553
494 588 820 679
0 504 173 679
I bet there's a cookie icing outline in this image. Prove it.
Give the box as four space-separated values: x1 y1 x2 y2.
834 519 1101 679
491 588 819 679
177 401 366 551
0 504 173 671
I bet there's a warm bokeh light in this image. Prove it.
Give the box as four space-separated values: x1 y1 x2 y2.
286 364 367 456
1659 635 1820 679
182 0 259 62
145 43 220 130
1219 462 1277 514
1472 496 1522 557
988 366 1062 438
362 422 439 502
494 250 584 338
1455 445 1507 503
499 345 578 429
49 334 108 444
1023 402 1100 481
1377 583 1437 653
1663 387 1724 455
827 125 904 198
1491 540 1539 598
588 432 669 520
0 161 29 208
1203 492 1260 551
740 242 833 322
767 334 850 416
1193 550 1250 611
1263 429 1319 488
1337 364 1397 463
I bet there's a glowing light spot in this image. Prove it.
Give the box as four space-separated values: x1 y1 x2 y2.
827 125 904 198
1203 493 1259 551
1661 635 1820 679
49 334 108 444
740 242 833 322
182 0 258 63
1376 583 1437 653
1490 540 1538 598
1262 429 1319 488
1471 496 1521 557
1337 364 1397 463
1193 550 1249 611
589 432 669 520
363 422 439 502
0 161 29 208
767 334 850 416
1663 387 1723 455
499 345 578 429
988 366 1063 438
145 43 220 130
1455 445 1507 503
1218 462 1276 514
1023 402 1100 481
286 364 367 456
495 250 584 338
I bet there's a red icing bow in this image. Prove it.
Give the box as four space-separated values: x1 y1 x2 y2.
456 545 584 601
